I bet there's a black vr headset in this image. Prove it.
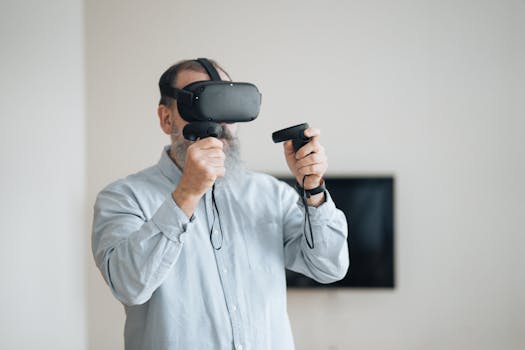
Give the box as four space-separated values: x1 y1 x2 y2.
159 58 262 140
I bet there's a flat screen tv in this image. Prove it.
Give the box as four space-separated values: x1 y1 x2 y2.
278 176 395 288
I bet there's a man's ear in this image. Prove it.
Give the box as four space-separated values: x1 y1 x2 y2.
158 105 173 135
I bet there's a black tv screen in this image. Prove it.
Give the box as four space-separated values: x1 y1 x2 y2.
279 176 395 288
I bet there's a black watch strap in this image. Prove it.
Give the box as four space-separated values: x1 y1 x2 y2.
295 179 326 198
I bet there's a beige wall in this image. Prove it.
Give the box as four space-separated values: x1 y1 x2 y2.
0 0 87 348
85 0 525 349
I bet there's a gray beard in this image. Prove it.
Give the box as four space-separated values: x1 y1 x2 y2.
170 125 245 188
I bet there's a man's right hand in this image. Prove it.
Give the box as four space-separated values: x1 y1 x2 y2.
172 137 225 218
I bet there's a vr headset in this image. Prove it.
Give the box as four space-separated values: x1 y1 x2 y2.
159 58 262 140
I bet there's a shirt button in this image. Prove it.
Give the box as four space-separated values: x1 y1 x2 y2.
232 305 237 312
222 268 227 273
237 345 243 350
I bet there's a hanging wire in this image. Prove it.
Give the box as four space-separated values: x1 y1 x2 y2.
300 175 315 249
209 184 223 250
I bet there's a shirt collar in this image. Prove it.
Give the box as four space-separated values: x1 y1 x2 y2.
158 145 183 185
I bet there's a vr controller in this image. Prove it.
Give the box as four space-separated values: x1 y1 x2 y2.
272 123 310 152
182 121 223 141
160 58 262 140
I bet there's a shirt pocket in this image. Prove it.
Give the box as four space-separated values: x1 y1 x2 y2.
242 220 285 273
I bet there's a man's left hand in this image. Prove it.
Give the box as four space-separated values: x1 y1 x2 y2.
283 127 327 207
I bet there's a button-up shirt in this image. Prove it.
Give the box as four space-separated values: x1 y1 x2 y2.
92 146 349 350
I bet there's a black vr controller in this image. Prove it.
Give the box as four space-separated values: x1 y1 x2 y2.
272 123 310 152
182 121 223 141
160 58 262 140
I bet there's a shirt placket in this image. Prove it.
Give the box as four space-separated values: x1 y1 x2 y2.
205 190 247 350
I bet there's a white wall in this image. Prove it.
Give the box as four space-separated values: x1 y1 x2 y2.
0 0 87 349
86 0 525 349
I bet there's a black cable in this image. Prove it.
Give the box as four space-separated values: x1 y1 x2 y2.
209 184 223 250
301 175 315 249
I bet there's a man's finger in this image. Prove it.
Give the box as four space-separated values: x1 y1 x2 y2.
196 137 224 149
304 127 320 138
206 149 226 159
295 153 325 168
295 138 323 159
283 140 295 156
297 163 327 177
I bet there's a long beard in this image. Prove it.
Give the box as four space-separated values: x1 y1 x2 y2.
170 124 244 187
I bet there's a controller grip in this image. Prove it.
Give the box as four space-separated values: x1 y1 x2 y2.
272 123 310 152
183 122 222 141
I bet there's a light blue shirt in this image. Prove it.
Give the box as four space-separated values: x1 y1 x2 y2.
92 146 349 350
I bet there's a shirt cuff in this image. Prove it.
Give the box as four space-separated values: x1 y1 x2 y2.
296 190 337 222
151 195 196 243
